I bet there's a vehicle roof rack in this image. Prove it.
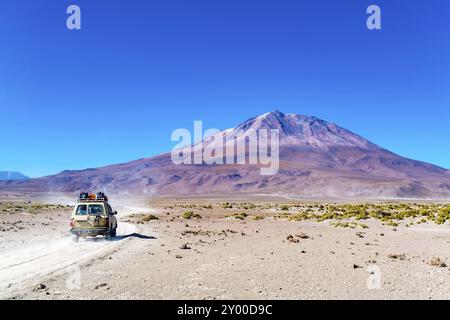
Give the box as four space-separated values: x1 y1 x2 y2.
78 192 108 203
77 198 109 203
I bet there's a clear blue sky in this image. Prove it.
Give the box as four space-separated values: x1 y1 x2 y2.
1 0 449 177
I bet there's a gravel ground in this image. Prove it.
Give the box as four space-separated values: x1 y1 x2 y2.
1 195 450 300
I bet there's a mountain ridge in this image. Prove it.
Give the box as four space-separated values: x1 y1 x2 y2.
0 171 30 181
1 111 449 199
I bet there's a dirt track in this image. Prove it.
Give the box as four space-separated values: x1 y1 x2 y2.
0 222 138 298
0 195 155 298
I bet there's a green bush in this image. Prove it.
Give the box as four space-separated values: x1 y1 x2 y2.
182 211 202 219
228 212 248 220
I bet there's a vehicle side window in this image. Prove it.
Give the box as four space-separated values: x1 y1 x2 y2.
76 204 87 215
107 204 112 214
88 204 104 215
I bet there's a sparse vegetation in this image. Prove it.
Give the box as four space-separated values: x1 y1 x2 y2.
149 201 450 227
330 221 369 229
182 211 202 219
0 202 70 215
221 202 233 209
227 212 248 220
260 202 450 227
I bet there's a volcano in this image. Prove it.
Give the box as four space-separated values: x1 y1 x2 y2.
0 171 30 181
2 111 450 199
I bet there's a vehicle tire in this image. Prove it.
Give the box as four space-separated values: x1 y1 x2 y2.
73 235 80 243
111 228 117 237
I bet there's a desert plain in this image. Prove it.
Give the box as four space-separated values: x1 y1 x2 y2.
0 192 449 300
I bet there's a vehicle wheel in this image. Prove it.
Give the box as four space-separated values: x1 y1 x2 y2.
73 235 80 243
111 228 116 237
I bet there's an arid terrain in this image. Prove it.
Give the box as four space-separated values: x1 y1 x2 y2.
1 192 449 300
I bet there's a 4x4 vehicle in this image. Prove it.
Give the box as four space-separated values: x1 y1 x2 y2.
69 192 117 241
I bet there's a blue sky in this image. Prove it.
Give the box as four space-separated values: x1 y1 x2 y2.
0 0 449 177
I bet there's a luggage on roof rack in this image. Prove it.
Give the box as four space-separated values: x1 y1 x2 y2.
79 192 89 200
78 192 108 202
97 192 106 200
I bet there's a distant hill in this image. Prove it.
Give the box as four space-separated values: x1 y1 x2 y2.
1 111 450 199
0 171 30 181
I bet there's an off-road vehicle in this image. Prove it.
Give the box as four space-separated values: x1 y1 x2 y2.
69 192 117 241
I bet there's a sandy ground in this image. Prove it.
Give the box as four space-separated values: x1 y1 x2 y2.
0 193 449 300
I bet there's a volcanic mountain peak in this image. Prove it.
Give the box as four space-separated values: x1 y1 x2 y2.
232 110 380 151
1 110 449 199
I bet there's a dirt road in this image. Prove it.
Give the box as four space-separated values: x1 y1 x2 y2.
0 198 155 299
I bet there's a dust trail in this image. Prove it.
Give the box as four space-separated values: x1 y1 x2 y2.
0 222 137 297
0 197 153 298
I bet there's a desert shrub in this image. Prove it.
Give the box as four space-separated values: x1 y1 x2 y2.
221 202 233 209
227 212 248 220
384 220 399 227
330 221 368 229
182 211 202 219
251 215 264 221
435 206 450 225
